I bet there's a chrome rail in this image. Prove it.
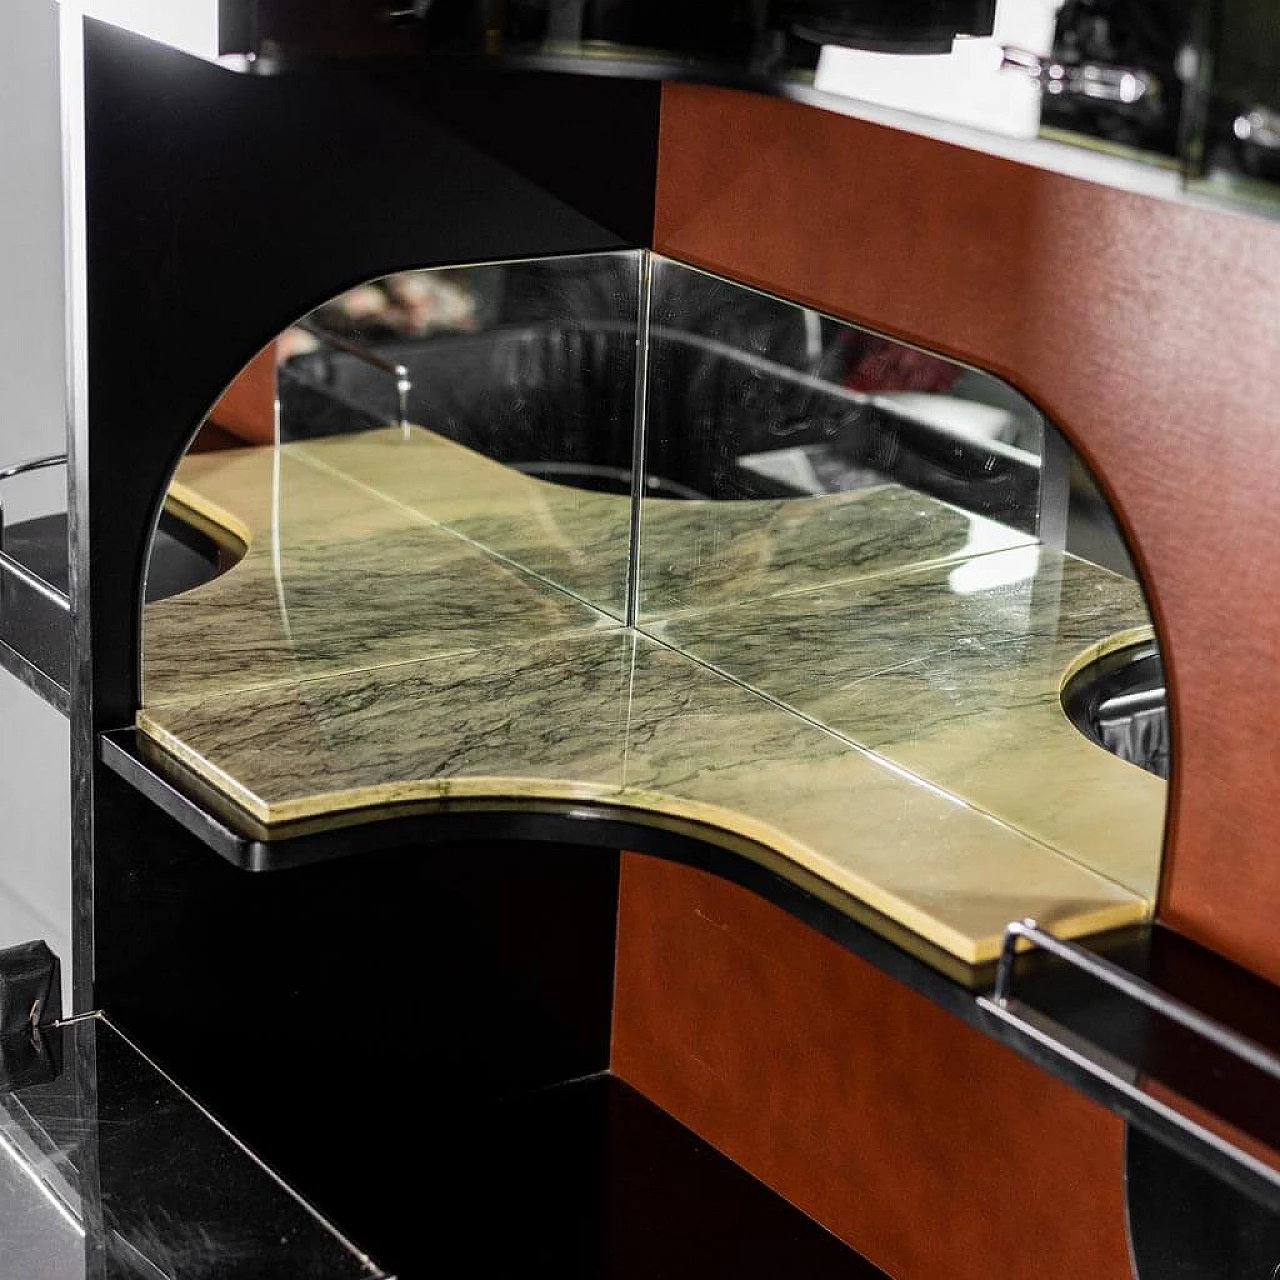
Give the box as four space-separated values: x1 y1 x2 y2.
986 919 1280 1082
0 455 71 613
980 920 1280 1189
296 321 412 436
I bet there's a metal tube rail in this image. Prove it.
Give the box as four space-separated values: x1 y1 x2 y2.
0 455 70 612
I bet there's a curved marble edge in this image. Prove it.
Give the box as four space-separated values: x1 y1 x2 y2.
122 726 1005 986
139 430 1159 968
135 704 1143 966
165 482 252 561
1058 624 1158 691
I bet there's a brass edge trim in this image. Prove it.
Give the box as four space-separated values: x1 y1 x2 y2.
135 714 1150 967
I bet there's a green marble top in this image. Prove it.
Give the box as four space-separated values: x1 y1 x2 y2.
139 426 1165 969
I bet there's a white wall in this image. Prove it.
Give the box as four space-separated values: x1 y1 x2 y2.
79 0 222 61
0 0 74 1004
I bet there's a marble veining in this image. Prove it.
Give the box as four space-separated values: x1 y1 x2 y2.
295 428 633 618
144 446 614 706
139 426 1165 968
140 630 1144 964
637 485 1034 618
649 548 1164 896
294 428 1034 622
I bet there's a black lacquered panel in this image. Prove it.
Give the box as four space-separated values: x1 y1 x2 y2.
1128 1127 1280 1280
0 551 70 706
396 1072 889 1279
0 1014 384 1278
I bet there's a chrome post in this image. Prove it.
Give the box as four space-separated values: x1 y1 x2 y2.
296 321 413 438
982 919 1280 1084
0 455 72 611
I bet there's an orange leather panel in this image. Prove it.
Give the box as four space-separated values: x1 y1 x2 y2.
654 83 1280 986
207 341 276 445
612 853 1132 1280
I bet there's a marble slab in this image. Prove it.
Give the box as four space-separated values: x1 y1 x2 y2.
139 427 1165 969
295 427 632 618
145 446 614 707
296 428 1033 623
139 630 1145 965
650 547 1166 897
637 485 1034 618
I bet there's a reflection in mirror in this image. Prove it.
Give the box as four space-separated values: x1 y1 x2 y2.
141 249 1168 968
277 251 642 621
143 252 641 708
637 257 1046 617
635 258 1165 899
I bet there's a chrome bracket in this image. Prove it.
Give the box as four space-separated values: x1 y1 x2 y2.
296 321 413 438
0 455 71 613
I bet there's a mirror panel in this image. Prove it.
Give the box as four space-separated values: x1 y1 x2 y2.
634 258 1163 897
143 252 640 708
141 248 1167 954
637 256 1045 618
279 251 641 620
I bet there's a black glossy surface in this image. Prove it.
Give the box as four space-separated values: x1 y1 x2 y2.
0 511 224 713
92 758 623 1263
0 558 70 708
389 1072 887 1279
1127 1127 1280 1279
0 1015 383 1278
77 17 659 1012
5 1021 885 1280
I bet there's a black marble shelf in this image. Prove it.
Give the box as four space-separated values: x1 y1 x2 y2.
0 512 226 715
1 1012 892 1280
0 1013 386 1279
99 726 1280 1219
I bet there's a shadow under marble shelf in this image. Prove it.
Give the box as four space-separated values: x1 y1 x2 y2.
132 427 1164 972
0 1012 386 1279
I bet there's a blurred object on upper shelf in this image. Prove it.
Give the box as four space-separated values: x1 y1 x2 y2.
304 271 481 342
1187 0 1280 214
813 0 1179 145
407 0 1001 69
1037 0 1189 156
89 0 1280 216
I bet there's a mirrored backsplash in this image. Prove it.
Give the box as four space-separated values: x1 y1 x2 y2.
636 257 1048 618
164 249 1158 765
276 252 643 621
255 250 1088 615
141 248 1167 958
